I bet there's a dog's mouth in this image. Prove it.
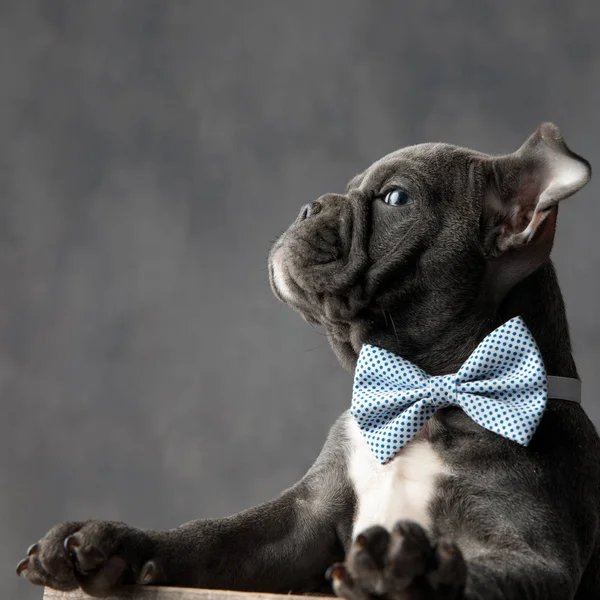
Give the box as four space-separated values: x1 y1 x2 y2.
268 192 371 325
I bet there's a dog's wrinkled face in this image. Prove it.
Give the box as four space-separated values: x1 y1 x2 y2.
269 124 590 371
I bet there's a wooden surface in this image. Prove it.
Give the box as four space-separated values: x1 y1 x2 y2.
43 587 327 600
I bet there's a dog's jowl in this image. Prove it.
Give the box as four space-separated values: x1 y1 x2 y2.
18 124 600 600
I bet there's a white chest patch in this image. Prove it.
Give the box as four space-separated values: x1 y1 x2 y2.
345 416 450 538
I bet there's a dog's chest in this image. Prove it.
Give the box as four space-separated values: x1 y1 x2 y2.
345 417 449 537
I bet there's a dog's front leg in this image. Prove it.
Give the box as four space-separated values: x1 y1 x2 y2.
17 417 355 596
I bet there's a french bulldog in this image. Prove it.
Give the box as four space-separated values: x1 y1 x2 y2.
17 123 600 599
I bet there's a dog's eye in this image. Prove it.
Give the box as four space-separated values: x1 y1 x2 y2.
383 188 412 207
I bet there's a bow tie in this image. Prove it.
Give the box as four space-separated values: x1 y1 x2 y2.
351 317 581 464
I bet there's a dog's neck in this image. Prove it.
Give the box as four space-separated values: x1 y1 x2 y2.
497 261 578 379
359 261 578 379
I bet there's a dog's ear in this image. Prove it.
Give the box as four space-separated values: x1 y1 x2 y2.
481 122 591 301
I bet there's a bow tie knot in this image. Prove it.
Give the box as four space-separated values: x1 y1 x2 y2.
424 375 458 407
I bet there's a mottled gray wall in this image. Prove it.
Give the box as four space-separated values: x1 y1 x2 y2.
4 1 600 598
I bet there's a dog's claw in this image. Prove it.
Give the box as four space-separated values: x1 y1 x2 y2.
64 534 79 552
16 557 30 576
326 562 347 582
26 543 39 556
139 559 159 584
328 562 371 600
63 533 106 572
327 563 352 593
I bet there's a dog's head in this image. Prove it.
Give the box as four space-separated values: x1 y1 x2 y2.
269 124 590 372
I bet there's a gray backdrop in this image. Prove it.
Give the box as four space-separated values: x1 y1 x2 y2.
4 2 600 599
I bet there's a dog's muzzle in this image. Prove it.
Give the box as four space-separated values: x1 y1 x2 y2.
269 195 348 304
269 192 371 320
269 205 322 305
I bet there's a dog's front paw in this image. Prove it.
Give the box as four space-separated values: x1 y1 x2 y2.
328 521 466 600
16 520 162 596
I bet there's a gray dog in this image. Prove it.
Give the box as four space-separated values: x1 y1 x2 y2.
18 124 600 599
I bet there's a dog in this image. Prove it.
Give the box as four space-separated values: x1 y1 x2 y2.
17 123 600 599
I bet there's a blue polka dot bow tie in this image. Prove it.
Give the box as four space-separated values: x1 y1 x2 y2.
351 316 581 464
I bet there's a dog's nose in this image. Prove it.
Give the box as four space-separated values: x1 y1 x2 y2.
299 201 322 220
